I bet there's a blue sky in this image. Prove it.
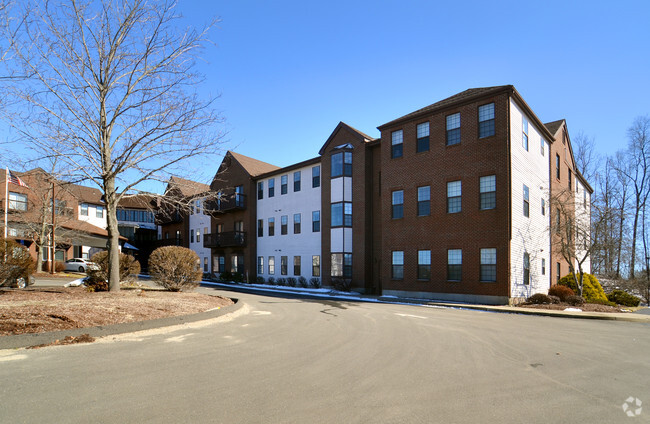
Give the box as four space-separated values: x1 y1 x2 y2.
3 1 649 192
175 0 649 182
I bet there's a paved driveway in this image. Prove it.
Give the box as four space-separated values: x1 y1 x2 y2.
1 287 648 423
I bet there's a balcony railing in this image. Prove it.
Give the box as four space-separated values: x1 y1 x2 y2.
203 231 246 248
152 238 184 248
205 193 246 213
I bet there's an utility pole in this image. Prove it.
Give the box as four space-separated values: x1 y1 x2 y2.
50 180 55 274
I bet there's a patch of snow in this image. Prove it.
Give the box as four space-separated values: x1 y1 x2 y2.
64 278 85 287
563 307 583 312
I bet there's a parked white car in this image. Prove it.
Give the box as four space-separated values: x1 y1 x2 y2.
63 258 99 273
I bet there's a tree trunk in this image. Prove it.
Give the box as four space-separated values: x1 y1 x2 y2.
630 197 640 279
105 177 121 292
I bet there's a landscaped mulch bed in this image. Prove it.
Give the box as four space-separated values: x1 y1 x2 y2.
0 287 233 336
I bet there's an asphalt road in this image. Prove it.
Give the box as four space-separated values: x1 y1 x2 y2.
1 287 649 423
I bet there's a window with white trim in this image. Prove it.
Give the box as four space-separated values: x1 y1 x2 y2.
447 181 461 213
391 130 403 158
417 122 430 152
479 175 496 210
446 113 460 146
478 103 495 138
480 248 497 282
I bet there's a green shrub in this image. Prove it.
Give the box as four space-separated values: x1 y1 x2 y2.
287 277 297 287
256 276 265 284
218 271 233 282
298 276 309 288
548 295 561 304
86 251 141 292
232 272 244 283
607 290 641 307
558 273 608 303
276 277 286 286
527 293 551 304
148 246 202 292
267 276 275 285
565 295 585 306
310 277 321 289
332 278 352 292
548 285 575 302
588 298 617 307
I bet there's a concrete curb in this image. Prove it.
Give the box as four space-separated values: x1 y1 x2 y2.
0 298 243 350
201 281 650 323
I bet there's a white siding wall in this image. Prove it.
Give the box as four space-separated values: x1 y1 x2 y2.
257 164 322 281
575 180 592 273
78 203 107 229
189 197 212 273
510 99 551 299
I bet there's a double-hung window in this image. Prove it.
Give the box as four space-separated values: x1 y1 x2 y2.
281 215 288 235
392 190 404 219
281 175 288 195
418 250 431 280
417 186 430 216
446 113 461 145
268 256 275 274
257 257 264 275
312 256 320 277
391 130 403 158
392 251 404 279
258 219 263 237
447 181 461 213
293 256 301 276
312 166 320 188
258 182 264 200
268 217 275 236
568 169 572 190
80 202 88 216
556 154 561 180
281 256 288 275
96 206 104 218
523 185 530 218
294 171 301 192
268 178 275 197
478 103 495 138
522 117 529 151
479 175 496 210
540 138 545 156
417 122 430 152
312 210 320 232
447 249 462 281
480 248 497 282
293 213 301 234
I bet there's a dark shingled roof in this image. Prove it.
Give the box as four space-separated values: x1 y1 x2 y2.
168 176 210 197
379 85 513 129
229 151 280 177
544 119 565 135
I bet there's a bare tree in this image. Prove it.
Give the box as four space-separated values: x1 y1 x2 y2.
5 0 223 291
551 187 608 297
572 131 599 183
615 116 650 279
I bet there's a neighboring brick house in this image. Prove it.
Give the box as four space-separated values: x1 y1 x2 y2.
169 85 592 304
205 151 279 280
1 168 114 269
156 176 210 248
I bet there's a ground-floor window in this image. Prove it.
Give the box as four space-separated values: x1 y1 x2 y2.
523 252 530 285
213 255 225 273
447 249 462 281
480 248 496 282
268 256 275 274
203 257 208 272
257 256 264 274
281 256 288 275
331 253 352 278
392 251 404 279
293 256 301 276
418 250 431 280
312 255 320 277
